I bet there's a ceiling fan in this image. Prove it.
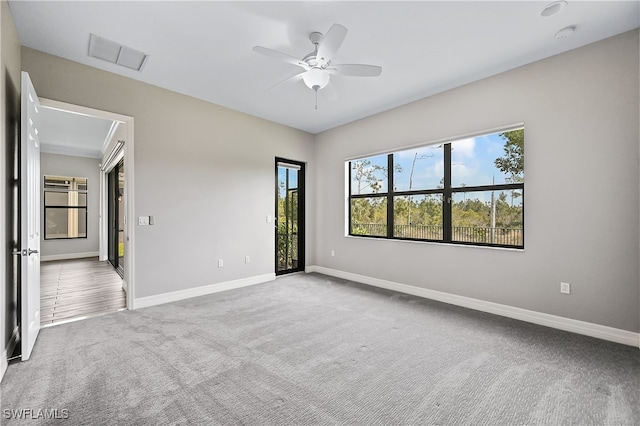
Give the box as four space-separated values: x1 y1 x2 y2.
253 24 382 109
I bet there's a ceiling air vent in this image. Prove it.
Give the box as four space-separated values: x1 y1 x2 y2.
88 33 149 71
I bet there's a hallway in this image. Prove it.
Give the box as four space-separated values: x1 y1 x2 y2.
40 258 126 326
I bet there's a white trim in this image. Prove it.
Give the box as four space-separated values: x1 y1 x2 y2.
40 143 102 159
101 120 120 155
133 273 276 309
124 119 135 309
99 170 107 262
306 266 640 348
39 98 131 123
1 327 19 383
41 251 100 262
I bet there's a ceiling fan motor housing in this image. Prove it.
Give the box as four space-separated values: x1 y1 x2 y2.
309 32 323 45
303 32 324 67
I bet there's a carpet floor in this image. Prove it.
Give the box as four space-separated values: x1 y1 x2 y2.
1 273 638 425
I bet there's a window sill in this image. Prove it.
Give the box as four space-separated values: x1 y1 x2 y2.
344 234 525 252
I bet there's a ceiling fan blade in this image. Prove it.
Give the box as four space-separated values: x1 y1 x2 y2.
328 64 382 77
269 71 306 89
253 46 308 69
322 81 338 101
317 24 347 66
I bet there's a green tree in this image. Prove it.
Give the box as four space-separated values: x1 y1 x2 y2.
495 128 524 183
351 157 401 237
351 160 384 194
495 128 524 206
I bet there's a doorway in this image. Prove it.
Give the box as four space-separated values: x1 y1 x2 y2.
38 97 135 312
275 158 305 275
107 159 125 277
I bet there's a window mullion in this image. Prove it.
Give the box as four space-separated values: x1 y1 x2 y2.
348 162 353 235
387 154 394 238
443 144 452 242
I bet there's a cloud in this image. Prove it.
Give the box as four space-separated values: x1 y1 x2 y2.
451 138 475 159
433 159 444 177
452 163 473 178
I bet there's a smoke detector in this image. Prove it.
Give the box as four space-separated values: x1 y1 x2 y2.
555 26 576 40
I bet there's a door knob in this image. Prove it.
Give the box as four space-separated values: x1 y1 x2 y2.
27 249 39 256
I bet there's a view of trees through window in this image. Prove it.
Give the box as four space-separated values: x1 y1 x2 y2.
349 127 524 248
277 164 302 272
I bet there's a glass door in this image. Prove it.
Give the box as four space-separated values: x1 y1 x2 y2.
107 160 124 277
276 158 305 275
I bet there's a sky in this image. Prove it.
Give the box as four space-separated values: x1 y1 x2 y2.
277 166 298 199
351 129 522 200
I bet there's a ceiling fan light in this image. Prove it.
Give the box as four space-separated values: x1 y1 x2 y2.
303 68 330 90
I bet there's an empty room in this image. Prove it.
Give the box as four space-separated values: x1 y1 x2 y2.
1 1 639 424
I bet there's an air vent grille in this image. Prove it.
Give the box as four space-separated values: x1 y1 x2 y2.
88 34 148 71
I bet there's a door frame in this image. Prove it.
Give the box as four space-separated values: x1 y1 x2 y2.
39 98 135 310
275 157 305 276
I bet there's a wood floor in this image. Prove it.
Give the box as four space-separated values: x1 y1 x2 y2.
40 257 126 327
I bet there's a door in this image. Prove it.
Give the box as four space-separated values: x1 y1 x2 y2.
107 160 124 276
19 72 41 360
275 158 305 275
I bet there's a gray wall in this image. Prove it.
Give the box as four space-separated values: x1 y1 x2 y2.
314 30 640 333
1 0 21 371
22 47 316 299
40 153 100 259
12 24 640 340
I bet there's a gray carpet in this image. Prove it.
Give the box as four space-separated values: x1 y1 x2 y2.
1 273 639 425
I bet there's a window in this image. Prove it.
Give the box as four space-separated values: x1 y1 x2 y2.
348 127 524 248
44 176 88 240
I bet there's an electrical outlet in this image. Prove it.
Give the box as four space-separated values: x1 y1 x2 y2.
331 250 335 257
218 259 223 268
245 256 250 264
138 216 149 226
560 282 570 294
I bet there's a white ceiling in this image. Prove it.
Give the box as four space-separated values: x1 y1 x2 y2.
39 107 116 159
9 1 640 134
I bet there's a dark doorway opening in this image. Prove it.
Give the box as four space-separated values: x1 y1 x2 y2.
275 158 305 275
107 159 124 277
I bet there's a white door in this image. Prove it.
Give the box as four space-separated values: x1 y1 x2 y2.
20 71 41 360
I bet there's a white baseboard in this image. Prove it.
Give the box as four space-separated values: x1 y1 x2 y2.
41 251 99 262
1 327 19 383
306 266 640 348
133 273 276 309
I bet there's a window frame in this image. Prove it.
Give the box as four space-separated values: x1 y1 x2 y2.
43 175 89 240
347 127 524 249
